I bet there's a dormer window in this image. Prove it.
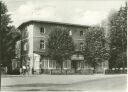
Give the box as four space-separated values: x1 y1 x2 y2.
80 31 83 36
69 30 72 35
40 27 45 34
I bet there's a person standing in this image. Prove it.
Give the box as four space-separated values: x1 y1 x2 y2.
22 65 26 75
5 66 8 74
20 67 22 75
26 65 30 75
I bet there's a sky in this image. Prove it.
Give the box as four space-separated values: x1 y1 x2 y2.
2 0 126 27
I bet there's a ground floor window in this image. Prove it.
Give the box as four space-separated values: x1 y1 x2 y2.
63 60 71 69
77 61 84 69
40 58 93 70
40 59 57 69
77 61 92 70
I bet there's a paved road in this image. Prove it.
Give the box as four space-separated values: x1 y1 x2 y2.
1 74 127 92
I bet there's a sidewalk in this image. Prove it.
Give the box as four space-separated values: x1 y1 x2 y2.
1 74 38 78
1 74 127 87
1 73 126 77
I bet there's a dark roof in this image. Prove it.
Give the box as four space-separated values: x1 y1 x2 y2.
18 20 90 29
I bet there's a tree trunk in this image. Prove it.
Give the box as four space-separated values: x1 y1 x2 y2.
93 63 96 74
61 62 63 74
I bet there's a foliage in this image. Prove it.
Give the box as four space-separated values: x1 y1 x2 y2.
0 1 21 67
108 3 127 68
47 27 75 68
83 26 109 68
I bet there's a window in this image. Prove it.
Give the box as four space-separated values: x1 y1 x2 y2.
69 30 72 35
40 40 45 49
67 60 71 68
80 43 84 51
65 61 67 68
46 60 48 68
53 60 56 68
42 60 44 68
80 62 82 68
40 27 45 34
25 27 28 37
43 60 45 68
80 31 83 36
81 61 84 68
78 62 80 68
24 42 29 51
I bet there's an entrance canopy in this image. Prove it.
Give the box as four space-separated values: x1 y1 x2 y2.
71 54 84 61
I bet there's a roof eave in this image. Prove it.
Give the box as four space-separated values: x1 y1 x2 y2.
18 20 90 30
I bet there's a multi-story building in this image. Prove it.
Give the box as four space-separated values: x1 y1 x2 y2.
16 20 108 74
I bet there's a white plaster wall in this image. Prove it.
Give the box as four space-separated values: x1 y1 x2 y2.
33 53 40 70
27 24 34 73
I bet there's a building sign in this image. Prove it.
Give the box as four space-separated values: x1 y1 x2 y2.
71 54 84 60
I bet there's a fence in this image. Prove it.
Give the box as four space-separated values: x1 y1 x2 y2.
40 69 94 75
105 68 127 74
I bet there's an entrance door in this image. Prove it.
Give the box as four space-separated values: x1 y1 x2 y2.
71 61 77 72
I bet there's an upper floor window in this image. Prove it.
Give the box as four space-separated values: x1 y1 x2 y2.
80 42 84 51
80 31 84 36
40 40 45 49
22 27 28 38
40 27 45 34
24 42 29 51
69 30 72 35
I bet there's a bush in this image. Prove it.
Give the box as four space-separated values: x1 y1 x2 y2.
11 68 20 75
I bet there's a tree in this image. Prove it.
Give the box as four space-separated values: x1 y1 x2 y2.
84 26 109 69
0 1 20 71
0 1 11 67
108 3 127 68
47 27 75 70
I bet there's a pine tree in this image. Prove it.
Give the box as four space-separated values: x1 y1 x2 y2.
109 3 127 68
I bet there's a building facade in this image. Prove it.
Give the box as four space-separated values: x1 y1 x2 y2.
16 20 108 74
